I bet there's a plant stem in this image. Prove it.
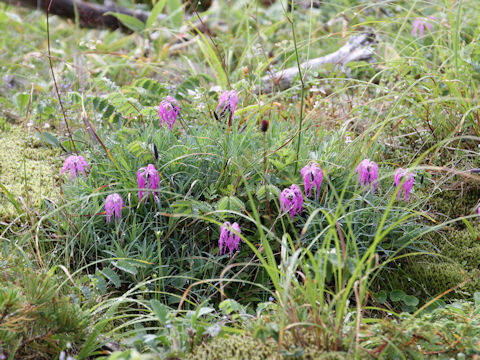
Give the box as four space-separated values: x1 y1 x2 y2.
289 1 305 174
46 0 77 154
221 112 233 173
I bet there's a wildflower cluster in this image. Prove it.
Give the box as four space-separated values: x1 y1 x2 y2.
59 90 421 260
278 159 417 224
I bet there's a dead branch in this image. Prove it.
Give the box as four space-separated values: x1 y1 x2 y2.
257 32 376 94
1 0 161 32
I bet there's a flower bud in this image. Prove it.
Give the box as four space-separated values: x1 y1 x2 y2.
261 119 269 132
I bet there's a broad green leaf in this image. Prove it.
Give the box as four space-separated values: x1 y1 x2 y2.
150 299 169 323
105 12 145 32
113 261 138 276
375 290 387 304
166 0 183 29
390 289 406 302
36 131 60 148
216 196 244 213
100 268 121 288
197 307 215 317
474 292 480 307
15 93 29 111
403 295 419 307
146 0 168 29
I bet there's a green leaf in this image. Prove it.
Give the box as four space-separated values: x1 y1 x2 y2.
256 185 281 201
403 295 419 307
105 12 145 32
219 299 243 315
216 196 244 214
150 299 169 323
166 0 183 29
95 274 107 294
0 183 22 216
36 131 60 148
196 307 215 317
375 290 387 304
15 93 29 111
146 0 168 29
390 289 406 302
196 33 227 88
100 268 121 288
474 292 480 307
113 261 138 276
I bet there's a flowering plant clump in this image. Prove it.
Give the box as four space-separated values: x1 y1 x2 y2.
105 193 123 223
300 162 323 199
216 90 238 118
411 16 435 37
218 221 243 257
280 184 303 220
137 164 160 204
158 96 179 130
355 159 379 191
394 168 415 202
60 155 90 182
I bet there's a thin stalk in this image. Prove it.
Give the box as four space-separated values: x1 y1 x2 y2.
46 0 77 154
221 112 233 172
263 129 274 232
288 1 306 174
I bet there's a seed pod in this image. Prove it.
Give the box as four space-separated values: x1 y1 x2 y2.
261 120 269 132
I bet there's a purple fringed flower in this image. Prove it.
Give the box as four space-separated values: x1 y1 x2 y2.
355 159 379 191
280 184 303 220
60 155 90 182
394 168 415 202
105 193 123 223
137 164 160 203
216 90 238 118
158 96 179 130
411 16 435 37
219 221 243 257
300 162 323 199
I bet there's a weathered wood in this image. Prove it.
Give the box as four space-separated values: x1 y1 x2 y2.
257 32 376 94
1 0 158 32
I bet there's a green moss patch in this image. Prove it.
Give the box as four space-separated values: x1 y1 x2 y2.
186 334 351 360
0 126 60 221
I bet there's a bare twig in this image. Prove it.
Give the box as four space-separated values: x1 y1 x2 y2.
256 32 376 94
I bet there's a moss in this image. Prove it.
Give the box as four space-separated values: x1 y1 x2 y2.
0 126 60 221
186 333 353 360
385 225 480 301
427 187 480 221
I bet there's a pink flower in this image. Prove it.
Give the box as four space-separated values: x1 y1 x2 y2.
280 184 303 220
158 96 179 130
219 221 243 257
300 162 323 199
394 168 415 202
355 159 379 191
137 164 160 203
105 193 123 223
216 90 238 119
60 155 90 182
411 16 435 37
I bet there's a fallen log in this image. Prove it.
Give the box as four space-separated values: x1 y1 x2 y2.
1 0 159 32
257 32 376 94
